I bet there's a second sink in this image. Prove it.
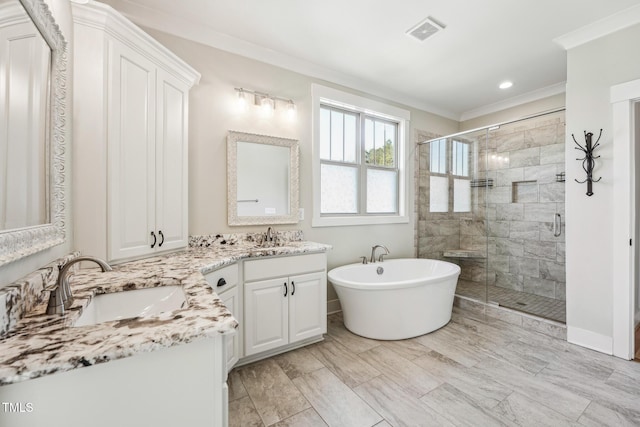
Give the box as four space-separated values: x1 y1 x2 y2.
74 285 187 327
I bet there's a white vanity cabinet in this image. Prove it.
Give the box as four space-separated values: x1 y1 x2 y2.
71 1 200 263
243 253 327 357
0 337 229 427
205 264 241 372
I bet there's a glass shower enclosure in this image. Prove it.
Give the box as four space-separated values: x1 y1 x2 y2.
417 110 566 323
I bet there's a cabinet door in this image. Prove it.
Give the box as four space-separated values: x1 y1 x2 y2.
244 277 288 356
289 272 327 344
155 69 189 252
218 286 239 372
107 41 157 261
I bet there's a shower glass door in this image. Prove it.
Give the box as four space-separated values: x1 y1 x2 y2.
483 111 566 322
418 128 490 304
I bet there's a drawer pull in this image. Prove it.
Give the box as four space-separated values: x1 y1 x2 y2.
283 282 288 297
291 281 295 295
217 278 226 287
150 231 156 248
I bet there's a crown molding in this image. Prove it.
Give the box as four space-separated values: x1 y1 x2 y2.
459 82 566 122
554 3 640 50
99 0 459 120
72 1 200 86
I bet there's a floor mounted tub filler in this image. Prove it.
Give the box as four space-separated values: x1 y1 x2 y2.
328 258 461 340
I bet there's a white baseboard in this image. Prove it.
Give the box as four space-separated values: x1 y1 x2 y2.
327 298 342 314
567 325 613 355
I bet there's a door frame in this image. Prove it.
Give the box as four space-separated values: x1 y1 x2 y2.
611 78 640 359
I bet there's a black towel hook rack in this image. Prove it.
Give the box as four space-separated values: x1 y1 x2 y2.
573 129 602 197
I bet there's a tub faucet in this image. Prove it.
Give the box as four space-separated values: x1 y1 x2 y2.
370 245 390 263
46 256 112 315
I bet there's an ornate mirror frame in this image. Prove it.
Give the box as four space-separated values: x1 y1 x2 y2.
227 131 299 226
0 0 67 266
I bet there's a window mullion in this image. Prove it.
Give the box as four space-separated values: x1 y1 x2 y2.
359 113 366 215
342 114 346 162
328 108 332 160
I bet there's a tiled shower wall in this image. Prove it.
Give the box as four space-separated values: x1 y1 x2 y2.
417 112 566 302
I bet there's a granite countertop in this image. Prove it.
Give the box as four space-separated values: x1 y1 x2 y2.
0 239 330 386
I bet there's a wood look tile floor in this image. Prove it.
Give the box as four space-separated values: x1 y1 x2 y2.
228 310 640 426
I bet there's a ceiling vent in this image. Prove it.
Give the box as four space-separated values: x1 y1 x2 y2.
406 16 446 41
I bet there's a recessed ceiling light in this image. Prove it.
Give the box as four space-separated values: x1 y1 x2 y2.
499 81 513 89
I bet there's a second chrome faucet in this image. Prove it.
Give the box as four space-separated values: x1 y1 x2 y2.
46 256 112 315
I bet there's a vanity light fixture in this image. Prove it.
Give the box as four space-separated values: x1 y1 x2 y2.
236 88 248 111
233 87 296 119
258 95 275 117
286 100 296 120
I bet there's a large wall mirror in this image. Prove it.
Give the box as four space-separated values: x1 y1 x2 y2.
227 131 299 226
0 0 67 266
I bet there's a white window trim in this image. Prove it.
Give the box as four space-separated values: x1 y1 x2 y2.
311 84 410 227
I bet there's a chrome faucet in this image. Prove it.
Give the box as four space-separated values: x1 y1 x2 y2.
370 245 390 263
46 256 112 315
264 226 277 246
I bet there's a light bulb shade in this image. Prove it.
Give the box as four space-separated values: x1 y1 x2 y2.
258 95 275 117
286 100 296 120
236 89 248 111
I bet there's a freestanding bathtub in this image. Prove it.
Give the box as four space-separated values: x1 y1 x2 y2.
328 258 461 340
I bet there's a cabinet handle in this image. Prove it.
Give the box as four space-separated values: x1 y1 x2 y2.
158 230 165 247
283 282 288 297
217 278 226 287
150 231 156 248
291 281 295 295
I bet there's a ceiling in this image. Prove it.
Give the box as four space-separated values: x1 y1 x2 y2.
100 0 640 120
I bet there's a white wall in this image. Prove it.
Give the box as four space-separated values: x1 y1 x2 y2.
0 0 73 287
143 29 458 305
565 23 640 350
145 29 458 269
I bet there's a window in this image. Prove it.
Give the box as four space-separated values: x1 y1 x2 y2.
428 138 471 213
312 84 409 227
452 140 471 212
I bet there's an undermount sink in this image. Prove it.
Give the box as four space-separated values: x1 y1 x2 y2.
74 285 187 327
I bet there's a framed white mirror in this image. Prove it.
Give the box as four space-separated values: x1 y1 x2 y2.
0 0 67 266
227 131 299 226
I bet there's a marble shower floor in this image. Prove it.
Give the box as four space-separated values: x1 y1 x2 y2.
455 280 566 323
228 310 640 426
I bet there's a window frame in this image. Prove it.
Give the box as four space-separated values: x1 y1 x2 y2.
312 84 410 227
427 138 472 214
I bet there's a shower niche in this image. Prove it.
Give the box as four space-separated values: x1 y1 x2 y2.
417 110 566 323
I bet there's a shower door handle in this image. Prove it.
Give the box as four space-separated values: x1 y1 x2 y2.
553 213 562 237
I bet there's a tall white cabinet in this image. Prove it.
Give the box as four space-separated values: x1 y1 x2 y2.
72 1 200 263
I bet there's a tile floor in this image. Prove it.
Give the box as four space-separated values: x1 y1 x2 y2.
228 309 640 426
456 279 566 323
